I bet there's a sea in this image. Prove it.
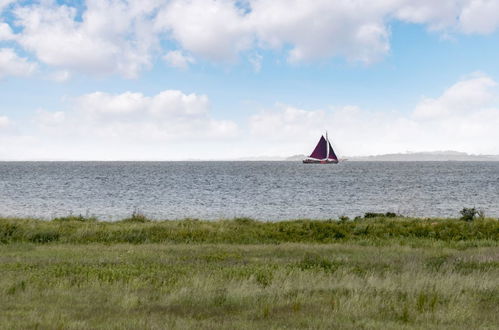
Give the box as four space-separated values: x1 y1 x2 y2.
1 161 498 221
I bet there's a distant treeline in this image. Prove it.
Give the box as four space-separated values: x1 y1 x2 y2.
1 214 498 245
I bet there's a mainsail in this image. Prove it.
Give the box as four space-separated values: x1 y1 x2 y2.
308 134 338 161
309 136 328 159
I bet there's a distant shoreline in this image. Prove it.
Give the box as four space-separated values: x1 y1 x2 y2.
1 159 499 162
2 150 499 162
286 151 499 162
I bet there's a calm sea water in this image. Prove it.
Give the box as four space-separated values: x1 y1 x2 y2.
1 161 498 220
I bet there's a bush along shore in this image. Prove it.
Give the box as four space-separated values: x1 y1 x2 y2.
1 213 498 245
1 214 498 329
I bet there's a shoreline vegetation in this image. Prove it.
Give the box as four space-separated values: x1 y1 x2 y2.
1 215 498 328
1 213 498 245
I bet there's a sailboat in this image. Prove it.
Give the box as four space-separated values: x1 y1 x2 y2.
303 132 339 164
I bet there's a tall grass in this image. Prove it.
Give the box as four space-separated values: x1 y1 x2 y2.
0 243 497 329
0 216 497 245
0 216 497 328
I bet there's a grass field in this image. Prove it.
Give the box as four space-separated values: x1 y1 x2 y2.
1 216 498 329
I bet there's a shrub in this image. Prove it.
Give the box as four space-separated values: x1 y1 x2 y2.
460 208 482 222
364 212 384 218
338 216 350 223
364 212 398 218
121 210 150 223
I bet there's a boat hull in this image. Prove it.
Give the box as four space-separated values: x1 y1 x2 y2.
302 159 339 164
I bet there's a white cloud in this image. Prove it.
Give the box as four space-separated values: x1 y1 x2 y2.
393 0 464 31
12 0 159 78
249 0 392 64
9 89 239 160
155 0 391 64
163 50 195 69
2 74 499 159
0 47 37 78
394 0 499 34
58 90 237 141
0 0 16 13
0 22 15 40
413 74 497 119
249 74 499 156
1 1 499 76
154 0 499 65
459 0 499 34
156 0 253 62
75 90 211 119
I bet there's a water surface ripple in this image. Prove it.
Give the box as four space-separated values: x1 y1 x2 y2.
1 161 498 220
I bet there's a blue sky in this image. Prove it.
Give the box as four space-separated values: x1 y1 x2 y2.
1 0 499 160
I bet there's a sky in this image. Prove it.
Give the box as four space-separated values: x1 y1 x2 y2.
1 0 499 160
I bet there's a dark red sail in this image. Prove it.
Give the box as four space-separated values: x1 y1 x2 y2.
309 136 328 159
328 142 338 161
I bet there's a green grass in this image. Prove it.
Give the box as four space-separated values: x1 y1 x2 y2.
0 216 498 329
1 215 498 245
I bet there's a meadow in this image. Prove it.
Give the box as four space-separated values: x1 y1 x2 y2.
0 215 498 329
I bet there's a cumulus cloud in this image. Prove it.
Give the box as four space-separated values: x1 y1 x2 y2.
163 50 195 69
393 0 464 31
0 48 37 78
154 0 392 64
5 89 239 160
0 22 15 40
39 90 237 140
156 0 253 62
413 74 497 119
12 0 159 78
1 1 498 77
1 74 499 159
0 0 16 13
249 74 499 156
459 0 499 34
394 0 499 34
249 0 392 63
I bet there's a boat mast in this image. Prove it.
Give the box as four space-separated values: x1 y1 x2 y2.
325 131 329 160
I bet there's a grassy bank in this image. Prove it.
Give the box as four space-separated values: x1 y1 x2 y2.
1 216 498 329
1 215 498 246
